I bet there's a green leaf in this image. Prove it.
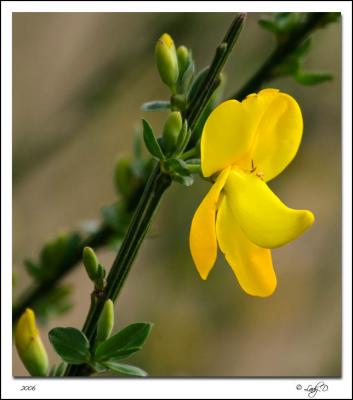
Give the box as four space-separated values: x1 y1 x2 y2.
28 233 82 283
293 38 311 59
175 120 190 155
172 173 194 187
101 361 148 377
89 361 107 373
258 18 279 34
24 259 42 280
49 362 66 377
180 59 195 93
185 158 201 174
295 71 333 85
141 101 171 112
95 322 153 361
163 158 194 187
318 12 340 27
274 12 299 32
185 158 200 166
275 56 299 77
101 202 129 234
33 285 73 324
102 346 142 362
48 327 90 365
55 362 67 377
142 119 165 160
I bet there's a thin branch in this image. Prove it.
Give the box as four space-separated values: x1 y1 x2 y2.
231 13 331 100
12 225 112 323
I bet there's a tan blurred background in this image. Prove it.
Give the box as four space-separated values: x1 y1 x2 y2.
12 13 341 377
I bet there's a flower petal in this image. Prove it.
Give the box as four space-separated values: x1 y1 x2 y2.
189 167 230 279
201 89 303 181
216 195 276 297
246 89 303 182
224 168 315 248
201 99 258 177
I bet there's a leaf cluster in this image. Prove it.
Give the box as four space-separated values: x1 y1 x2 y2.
49 322 152 377
259 12 340 85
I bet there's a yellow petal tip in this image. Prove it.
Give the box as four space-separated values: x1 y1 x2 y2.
302 210 315 228
199 271 209 280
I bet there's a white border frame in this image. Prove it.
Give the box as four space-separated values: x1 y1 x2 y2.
2 1 352 399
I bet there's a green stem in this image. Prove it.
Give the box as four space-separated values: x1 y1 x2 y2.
231 13 330 100
65 164 171 376
65 13 246 377
185 13 246 132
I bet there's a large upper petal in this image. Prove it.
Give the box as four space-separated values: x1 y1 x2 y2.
201 89 303 181
242 90 303 182
201 98 259 177
224 168 315 248
189 167 230 279
216 195 276 297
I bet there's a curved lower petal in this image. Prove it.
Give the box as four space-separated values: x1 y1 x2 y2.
189 167 230 279
224 168 315 248
216 196 276 297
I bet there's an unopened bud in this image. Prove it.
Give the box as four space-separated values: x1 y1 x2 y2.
83 247 99 282
15 309 49 376
177 45 190 76
155 33 179 91
162 112 183 155
96 299 114 342
114 157 134 200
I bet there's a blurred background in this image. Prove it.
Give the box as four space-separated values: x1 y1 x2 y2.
12 12 341 377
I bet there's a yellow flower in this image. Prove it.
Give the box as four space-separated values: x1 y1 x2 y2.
15 308 49 376
189 88 315 297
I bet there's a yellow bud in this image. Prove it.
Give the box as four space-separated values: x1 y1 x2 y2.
96 299 115 342
15 309 49 376
162 111 183 155
155 33 179 90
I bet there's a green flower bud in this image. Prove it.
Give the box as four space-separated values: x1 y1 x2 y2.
15 309 49 376
162 111 183 155
96 299 114 342
155 33 179 91
82 246 99 282
176 45 190 76
114 157 134 199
